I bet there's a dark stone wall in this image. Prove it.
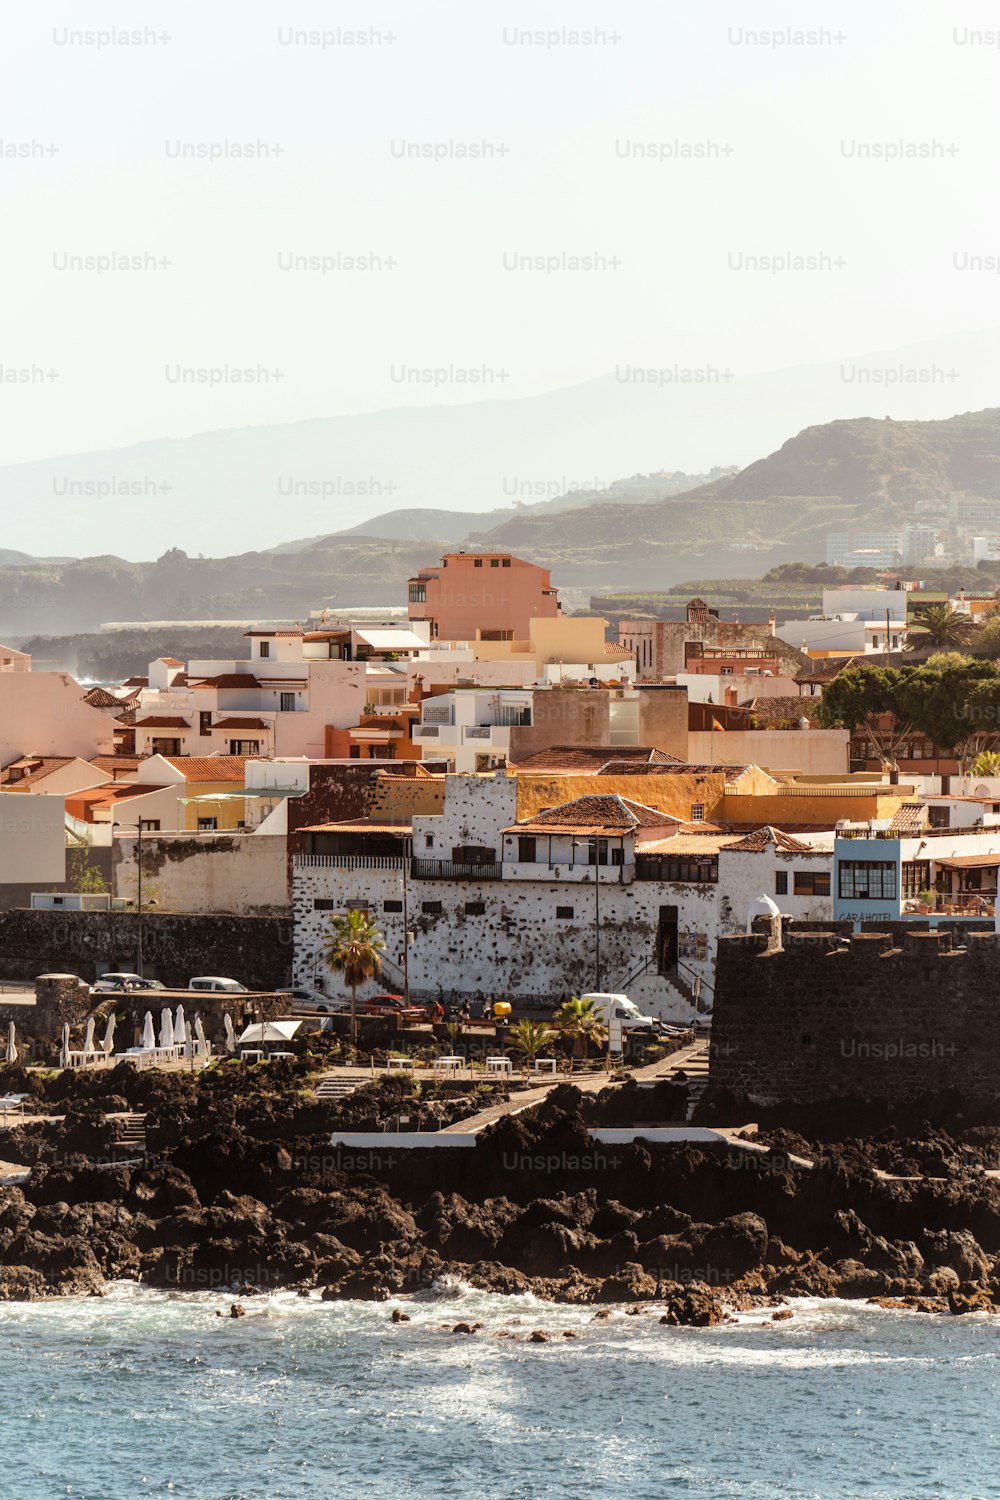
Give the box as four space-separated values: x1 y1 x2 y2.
710 925 1000 1105
0 909 293 990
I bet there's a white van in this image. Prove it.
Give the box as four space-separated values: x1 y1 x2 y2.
580 993 659 1034
188 976 248 993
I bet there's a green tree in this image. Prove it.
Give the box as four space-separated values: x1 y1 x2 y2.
970 750 1000 777
553 996 608 1061
66 844 108 894
508 1019 557 1067
895 659 1000 772
906 604 974 653
818 664 914 771
322 909 385 1043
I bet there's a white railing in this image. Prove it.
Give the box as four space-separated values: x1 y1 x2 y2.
295 854 406 869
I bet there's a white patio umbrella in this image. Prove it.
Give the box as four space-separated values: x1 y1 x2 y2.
6 1021 16 1066
194 1014 206 1046
159 1007 174 1050
60 1023 70 1069
83 1017 96 1056
102 1012 117 1056
223 1013 237 1054
141 1011 156 1051
174 1006 187 1046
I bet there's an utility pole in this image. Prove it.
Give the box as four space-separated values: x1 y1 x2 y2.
136 819 143 979
401 839 411 1003
595 843 601 990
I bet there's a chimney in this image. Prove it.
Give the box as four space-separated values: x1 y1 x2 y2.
768 611 776 637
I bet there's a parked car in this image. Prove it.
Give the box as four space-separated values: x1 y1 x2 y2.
92 973 165 994
188 976 248 993
275 987 349 1015
357 993 429 1023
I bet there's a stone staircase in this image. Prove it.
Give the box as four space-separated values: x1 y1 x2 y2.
315 1074 367 1102
662 1042 711 1121
113 1113 148 1161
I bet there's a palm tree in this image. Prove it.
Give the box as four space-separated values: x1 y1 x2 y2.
906 604 974 654
508 1019 557 1069
553 996 608 1063
322 909 385 1043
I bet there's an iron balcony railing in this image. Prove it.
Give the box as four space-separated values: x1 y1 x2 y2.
410 858 502 880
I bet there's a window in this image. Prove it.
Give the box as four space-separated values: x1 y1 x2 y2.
518 835 536 862
422 901 442 915
408 583 426 603
501 558 510 567
197 817 217 832
259 640 270 658
928 806 950 829
610 846 624 866
384 900 403 913
556 905 574 919
637 857 719 883
902 860 931 898
425 834 434 848
452 845 495 865
199 711 212 736
280 692 295 712
473 559 483 568
588 839 609 866
229 739 260 755
775 871 788 896
313 898 334 911
794 871 830 896
464 901 486 916
691 804 705 822
838 860 897 901
349 745 360 759
139 819 160 832
490 558 500 568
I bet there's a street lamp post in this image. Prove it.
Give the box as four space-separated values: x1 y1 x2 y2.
401 839 411 1003
574 838 602 991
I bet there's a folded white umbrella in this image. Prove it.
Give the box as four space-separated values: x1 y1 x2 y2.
160 1007 174 1049
223 1013 237 1054
194 1014 206 1046
6 1021 16 1066
174 1005 187 1046
102 1012 117 1056
83 1017 96 1055
141 1011 156 1051
60 1023 70 1069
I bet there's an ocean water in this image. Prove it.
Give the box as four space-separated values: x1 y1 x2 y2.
0 1284 996 1500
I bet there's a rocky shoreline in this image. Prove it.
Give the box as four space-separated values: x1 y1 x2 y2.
2 1064 1000 1323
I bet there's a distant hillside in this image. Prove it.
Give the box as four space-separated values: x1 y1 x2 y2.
7 410 1000 638
475 409 1000 582
271 469 739 548
7 322 1000 560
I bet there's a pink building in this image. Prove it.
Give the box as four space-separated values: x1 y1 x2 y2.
407 551 559 641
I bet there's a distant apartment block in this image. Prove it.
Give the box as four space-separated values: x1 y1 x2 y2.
407 550 560 641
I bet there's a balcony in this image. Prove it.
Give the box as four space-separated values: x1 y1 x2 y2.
411 858 502 880
295 853 406 870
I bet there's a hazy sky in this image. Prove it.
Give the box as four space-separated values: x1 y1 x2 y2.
3 0 1000 469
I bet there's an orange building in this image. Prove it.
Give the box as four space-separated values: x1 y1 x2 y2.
407 550 560 641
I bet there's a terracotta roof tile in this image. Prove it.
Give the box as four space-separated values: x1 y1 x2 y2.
724 826 817 853
745 697 821 727
163 755 253 783
190 673 262 689
513 745 681 773
83 686 125 709
132 716 191 729
505 793 682 837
